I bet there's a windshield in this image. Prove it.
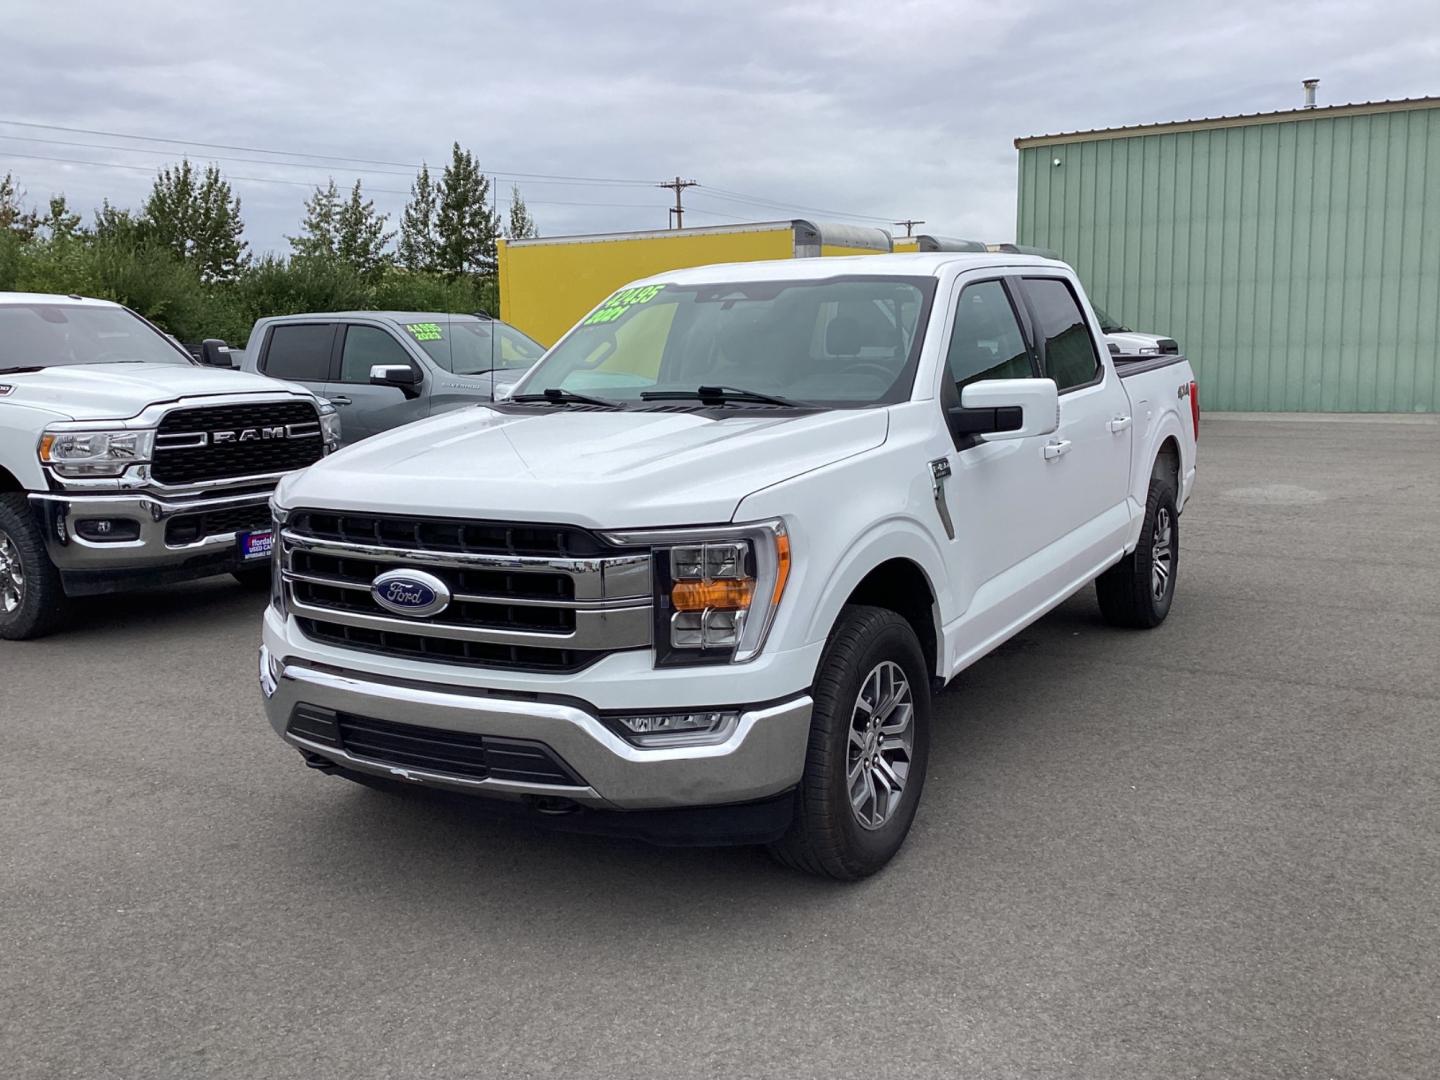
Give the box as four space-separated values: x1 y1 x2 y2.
516 276 936 408
402 318 546 376
0 304 194 369
1092 305 1129 334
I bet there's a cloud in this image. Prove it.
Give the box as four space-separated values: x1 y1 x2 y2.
2 0 1438 254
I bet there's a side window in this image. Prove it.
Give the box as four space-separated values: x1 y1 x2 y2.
1021 278 1101 391
339 325 413 384
945 280 1031 391
261 324 333 382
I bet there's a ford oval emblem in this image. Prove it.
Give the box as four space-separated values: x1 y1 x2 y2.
371 568 451 618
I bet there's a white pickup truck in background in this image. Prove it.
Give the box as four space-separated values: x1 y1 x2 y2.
260 252 1198 878
0 293 340 639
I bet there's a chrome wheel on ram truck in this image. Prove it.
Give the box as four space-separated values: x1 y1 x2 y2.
770 605 931 880
1096 476 1180 629
0 493 66 641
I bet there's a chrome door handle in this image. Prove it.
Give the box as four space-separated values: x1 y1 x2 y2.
1043 439 1072 461
329 396 353 405
1107 415 1132 433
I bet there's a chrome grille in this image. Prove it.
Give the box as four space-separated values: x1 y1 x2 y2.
282 512 652 673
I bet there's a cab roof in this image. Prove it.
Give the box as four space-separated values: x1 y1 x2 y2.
0 292 122 307
633 252 1071 287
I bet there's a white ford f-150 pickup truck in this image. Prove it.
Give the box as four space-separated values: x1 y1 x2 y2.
0 293 340 639
260 253 1198 878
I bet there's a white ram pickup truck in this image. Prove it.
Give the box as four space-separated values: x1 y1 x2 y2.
260 253 1198 878
0 293 341 639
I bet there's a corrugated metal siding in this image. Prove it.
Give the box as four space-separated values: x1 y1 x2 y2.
1017 106 1440 412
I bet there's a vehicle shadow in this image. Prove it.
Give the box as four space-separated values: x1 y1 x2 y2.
268 592 1119 926
28 576 267 644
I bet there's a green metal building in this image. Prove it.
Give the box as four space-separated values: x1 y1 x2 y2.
1016 97 1440 412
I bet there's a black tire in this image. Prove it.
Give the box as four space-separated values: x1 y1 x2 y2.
768 605 931 880
1096 477 1179 629
232 564 272 590
0 492 68 641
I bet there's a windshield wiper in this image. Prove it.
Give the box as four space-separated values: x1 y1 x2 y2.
0 365 45 375
510 387 624 408
640 385 812 408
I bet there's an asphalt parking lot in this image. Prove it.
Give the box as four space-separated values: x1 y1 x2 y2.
3 416 1437 1079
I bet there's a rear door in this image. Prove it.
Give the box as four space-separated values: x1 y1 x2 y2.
1016 276 1132 569
328 323 431 443
255 322 336 401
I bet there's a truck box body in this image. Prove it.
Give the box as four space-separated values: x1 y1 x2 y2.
497 220 892 346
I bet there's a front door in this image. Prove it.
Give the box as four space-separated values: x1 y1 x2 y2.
327 324 430 443
931 275 1052 657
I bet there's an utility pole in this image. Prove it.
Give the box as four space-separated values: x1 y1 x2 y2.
658 176 698 229
893 219 925 237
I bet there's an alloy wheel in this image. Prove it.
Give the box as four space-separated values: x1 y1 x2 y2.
847 660 915 830
0 530 23 615
1151 506 1173 604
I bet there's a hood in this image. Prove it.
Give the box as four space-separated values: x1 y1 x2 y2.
278 405 890 528
0 363 313 421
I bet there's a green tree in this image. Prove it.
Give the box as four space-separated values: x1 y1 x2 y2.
335 180 394 278
397 163 438 272
289 178 341 261
506 184 538 240
41 195 82 243
0 173 39 240
144 160 248 282
436 143 499 276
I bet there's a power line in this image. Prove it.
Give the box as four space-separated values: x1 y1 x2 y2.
695 185 900 226
0 118 657 187
0 151 669 210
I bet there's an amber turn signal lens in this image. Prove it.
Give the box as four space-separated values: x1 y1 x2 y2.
671 578 755 612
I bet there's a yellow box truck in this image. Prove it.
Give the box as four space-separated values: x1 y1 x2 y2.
497 219 892 346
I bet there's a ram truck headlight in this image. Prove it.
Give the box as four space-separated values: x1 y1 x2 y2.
38 429 155 477
603 520 791 667
316 401 342 451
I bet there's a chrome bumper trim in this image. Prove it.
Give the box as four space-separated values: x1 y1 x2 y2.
30 489 273 571
261 652 813 810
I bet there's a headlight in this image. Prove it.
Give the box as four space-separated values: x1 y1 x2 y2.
602 520 791 666
38 429 155 477
316 401 342 450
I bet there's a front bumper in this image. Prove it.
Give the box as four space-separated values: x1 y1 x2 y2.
30 489 274 594
260 642 814 812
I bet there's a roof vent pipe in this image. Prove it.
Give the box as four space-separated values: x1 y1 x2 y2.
1303 79 1319 109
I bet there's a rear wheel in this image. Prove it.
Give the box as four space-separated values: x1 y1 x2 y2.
768 605 931 880
0 492 67 640
1096 477 1178 628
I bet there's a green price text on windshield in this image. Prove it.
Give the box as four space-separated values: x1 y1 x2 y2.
583 284 665 325
405 322 444 341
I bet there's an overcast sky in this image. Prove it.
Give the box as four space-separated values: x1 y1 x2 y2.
4 0 1438 255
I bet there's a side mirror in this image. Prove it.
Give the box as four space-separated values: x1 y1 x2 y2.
370 363 423 399
199 338 235 368
950 377 1059 442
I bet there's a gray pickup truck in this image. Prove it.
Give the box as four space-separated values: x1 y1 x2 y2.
237 311 546 444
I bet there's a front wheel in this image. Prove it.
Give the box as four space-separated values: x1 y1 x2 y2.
768 605 931 880
1095 477 1179 628
0 492 68 640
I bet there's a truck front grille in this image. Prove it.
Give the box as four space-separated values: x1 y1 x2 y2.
283 511 652 674
165 502 273 546
288 705 584 786
153 400 324 485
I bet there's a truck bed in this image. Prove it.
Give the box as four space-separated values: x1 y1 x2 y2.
1113 352 1189 378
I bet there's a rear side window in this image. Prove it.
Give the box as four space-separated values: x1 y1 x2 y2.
946 280 1032 390
1021 278 1100 391
262 324 334 382
339 325 412 383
